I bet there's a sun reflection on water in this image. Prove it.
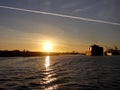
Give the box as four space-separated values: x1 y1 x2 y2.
44 56 58 90
45 56 50 69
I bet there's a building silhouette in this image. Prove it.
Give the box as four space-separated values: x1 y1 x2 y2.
86 44 103 56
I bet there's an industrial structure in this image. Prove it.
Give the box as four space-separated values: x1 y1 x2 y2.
86 44 103 56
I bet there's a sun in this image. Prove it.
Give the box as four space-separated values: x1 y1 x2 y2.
44 42 52 52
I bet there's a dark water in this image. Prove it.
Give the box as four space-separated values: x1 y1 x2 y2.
0 55 120 90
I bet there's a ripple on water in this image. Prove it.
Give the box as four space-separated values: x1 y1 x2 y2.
0 56 120 90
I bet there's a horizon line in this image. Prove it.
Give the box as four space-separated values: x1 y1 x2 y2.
0 5 120 26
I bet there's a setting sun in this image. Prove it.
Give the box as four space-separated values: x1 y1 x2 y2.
44 42 52 52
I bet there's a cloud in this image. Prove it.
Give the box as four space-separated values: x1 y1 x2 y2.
0 5 120 26
43 1 51 11
72 2 100 13
61 3 77 9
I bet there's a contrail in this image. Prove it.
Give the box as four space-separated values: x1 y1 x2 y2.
0 5 120 26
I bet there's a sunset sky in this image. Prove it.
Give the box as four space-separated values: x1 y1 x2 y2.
0 0 120 52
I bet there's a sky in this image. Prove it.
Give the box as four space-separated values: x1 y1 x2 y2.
0 0 120 52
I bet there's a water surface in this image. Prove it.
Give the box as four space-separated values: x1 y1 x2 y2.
0 55 120 90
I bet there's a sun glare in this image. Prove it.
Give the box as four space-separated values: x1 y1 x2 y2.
44 42 52 52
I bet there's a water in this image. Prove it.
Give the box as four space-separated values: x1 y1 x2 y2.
0 55 120 90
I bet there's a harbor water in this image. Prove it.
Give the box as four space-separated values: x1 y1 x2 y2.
0 55 120 90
